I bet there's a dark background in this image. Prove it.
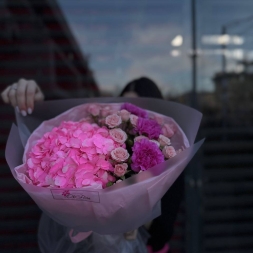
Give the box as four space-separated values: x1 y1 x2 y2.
0 1 253 253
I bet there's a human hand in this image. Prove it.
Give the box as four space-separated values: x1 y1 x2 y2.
1 79 44 116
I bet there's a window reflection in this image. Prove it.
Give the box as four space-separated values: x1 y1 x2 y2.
1 1 253 253
57 0 189 97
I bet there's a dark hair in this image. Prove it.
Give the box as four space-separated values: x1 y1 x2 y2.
120 77 163 99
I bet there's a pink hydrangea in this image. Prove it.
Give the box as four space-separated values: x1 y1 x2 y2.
92 134 115 155
27 121 119 189
75 171 103 188
135 118 162 139
131 139 164 172
97 169 116 188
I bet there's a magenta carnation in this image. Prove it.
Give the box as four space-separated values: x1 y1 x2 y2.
136 118 161 139
121 103 148 118
131 139 164 172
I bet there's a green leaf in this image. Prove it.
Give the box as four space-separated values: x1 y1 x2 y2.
106 182 113 187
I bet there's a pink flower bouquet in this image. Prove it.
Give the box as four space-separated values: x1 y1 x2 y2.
24 102 188 190
6 97 203 237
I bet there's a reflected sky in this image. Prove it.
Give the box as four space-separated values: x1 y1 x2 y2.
57 0 253 96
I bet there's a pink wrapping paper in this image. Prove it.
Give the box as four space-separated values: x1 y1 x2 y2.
5 97 204 235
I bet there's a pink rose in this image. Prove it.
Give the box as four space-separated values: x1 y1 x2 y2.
149 139 160 147
111 147 129 162
105 114 122 128
119 109 131 121
154 115 164 125
109 128 127 144
93 134 115 155
87 104 101 116
162 124 175 138
129 114 138 126
158 134 171 147
162 145 177 159
134 135 148 142
114 163 128 177
101 105 112 117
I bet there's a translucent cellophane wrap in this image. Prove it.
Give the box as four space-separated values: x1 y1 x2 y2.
6 97 204 252
38 213 150 253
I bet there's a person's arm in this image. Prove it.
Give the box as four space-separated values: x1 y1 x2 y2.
1 78 44 116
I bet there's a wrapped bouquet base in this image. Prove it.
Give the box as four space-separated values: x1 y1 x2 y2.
38 213 150 253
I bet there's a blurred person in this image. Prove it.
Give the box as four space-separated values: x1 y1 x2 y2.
1 77 184 253
120 77 163 99
120 77 184 253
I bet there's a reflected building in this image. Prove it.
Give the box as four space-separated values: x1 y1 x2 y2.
167 90 220 127
0 0 99 99
0 1 98 252
213 68 253 127
168 66 253 128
